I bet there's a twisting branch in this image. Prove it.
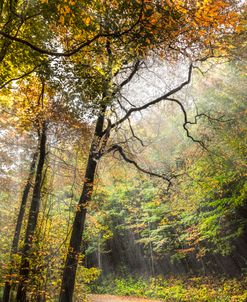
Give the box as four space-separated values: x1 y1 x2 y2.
117 99 127 112
191 99 233 124
0 30 103 56
165 97 206 149
105 64 193 134
112 60 142 106
118 60 141 90
190 112 234 124
166 97 234 149
120 94 136 108
105 144 175 190
127 118 146 147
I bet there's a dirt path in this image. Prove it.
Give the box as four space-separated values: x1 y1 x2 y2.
88 294 162 302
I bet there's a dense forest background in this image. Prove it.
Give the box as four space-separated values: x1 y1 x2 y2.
0 0 246 301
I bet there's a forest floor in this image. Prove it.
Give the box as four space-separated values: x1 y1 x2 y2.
88 294 162 302
89 276 247 301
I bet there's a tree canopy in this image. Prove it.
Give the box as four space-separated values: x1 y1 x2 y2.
0 0 246 301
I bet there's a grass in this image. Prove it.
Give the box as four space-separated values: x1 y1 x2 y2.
90 275 247 301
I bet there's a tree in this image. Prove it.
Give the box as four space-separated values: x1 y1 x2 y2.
57 1 242 300
82 59 246 278
16 121 47 302
0 71 88 300
2 150 38 302
0 0 243 300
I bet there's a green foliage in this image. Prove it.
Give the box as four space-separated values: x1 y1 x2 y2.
91 275 247 302
86 61 247 270
174 62 247 257
0 1 245 299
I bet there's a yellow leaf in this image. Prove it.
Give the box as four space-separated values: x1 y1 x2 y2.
84 17 91 26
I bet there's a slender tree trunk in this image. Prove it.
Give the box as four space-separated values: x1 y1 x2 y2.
16 123 47 302
147 221 155 278
2 150 38 302
59 105 106 302
97 233 102 270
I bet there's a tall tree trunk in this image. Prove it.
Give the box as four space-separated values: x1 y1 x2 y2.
59 105 106 302
2 150 38 302
97 233 102 270
16 123 47 302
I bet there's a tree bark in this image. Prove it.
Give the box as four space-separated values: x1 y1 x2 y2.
16 123 47 302
2 150 38 302
59 105 106 302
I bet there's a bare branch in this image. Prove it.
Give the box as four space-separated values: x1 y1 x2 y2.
105 144 174 190
117 60 141 90
127 118 146 147
166 97 234 149
107 64 193 133
165 97 206 149
192 113 234 124
117 99 127 113
120 94 136 108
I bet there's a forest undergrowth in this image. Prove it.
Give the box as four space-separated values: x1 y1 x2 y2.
90 275 247 302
